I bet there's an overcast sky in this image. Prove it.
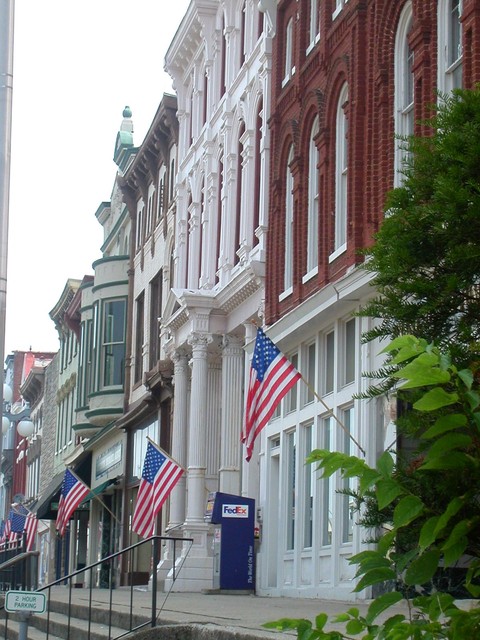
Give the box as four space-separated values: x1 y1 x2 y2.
5 0 190 357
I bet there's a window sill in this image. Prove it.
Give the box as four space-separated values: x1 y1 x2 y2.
302 266 318 284
279 286 293 302
328 243 347 263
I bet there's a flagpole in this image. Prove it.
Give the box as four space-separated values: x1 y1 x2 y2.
66 468 120 525
299 374 366 456
90 493 120 524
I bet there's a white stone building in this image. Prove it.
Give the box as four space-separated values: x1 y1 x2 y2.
162 0 273 591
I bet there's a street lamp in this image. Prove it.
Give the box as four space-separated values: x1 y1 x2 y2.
2 383 34 438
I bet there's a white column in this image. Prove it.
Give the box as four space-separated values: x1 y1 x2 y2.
155 349 190 590
166 333 214 592
220 334 244 495
168 350 189 528
186 332 211 523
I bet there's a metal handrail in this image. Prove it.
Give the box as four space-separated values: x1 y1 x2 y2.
1 534 193 640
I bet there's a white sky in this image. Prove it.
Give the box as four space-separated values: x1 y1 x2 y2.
5 0 190 357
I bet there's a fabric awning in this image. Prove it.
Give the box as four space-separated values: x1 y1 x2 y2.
80 478 117 505
34 471 65 520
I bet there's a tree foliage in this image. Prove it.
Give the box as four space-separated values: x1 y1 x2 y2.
266 336 480 638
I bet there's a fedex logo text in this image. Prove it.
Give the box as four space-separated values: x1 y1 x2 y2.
222 504 249 518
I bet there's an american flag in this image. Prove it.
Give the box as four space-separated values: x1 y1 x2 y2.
9 505 38 551
5 511 18 543
242 327 301 461
56 469 90 537
131 440 184 538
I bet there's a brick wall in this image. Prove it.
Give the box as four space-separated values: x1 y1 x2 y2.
266 0 480 325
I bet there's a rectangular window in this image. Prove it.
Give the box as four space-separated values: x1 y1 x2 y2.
103 299 126 387
131 419 159 481
282 18 294 87
344 318 356 385
149 273 163 371
305 343 316 404
307 0 320 53
303 425 313 548
325 331 334 394
134 293 145 384
321 416 333 545
341 406 355 543
286 431 296 550
285 353 298 413
136 204 144 250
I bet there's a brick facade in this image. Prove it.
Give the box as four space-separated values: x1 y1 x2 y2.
265 0 480 325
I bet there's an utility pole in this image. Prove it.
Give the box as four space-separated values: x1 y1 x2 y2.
0 0 15 465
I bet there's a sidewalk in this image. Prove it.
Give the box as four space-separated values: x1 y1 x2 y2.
46 586 406 638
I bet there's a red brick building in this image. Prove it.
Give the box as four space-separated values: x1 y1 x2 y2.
256 0 478 598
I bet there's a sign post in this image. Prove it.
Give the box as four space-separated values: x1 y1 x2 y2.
5 591 46 640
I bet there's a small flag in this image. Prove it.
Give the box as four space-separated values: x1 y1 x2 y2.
10 504 28 533
132 440 184 538
56 469 90 537
242 327 301 461
9 505 38 551
25 511 38 552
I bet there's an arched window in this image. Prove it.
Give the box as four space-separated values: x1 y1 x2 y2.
284 146 294 293
438 0 463 94
333 85 348 257
306 116 319 275
394 2 414 186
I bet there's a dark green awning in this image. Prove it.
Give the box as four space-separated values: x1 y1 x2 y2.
80 478 117 505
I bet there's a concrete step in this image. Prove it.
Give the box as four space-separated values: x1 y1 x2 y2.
46 594 152 631
0 615 63 640
0 608 146 640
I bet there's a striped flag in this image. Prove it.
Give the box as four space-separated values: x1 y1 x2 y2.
25 511 38 552
242 327 301 461
131 440 183 538
9 505 38 551
56 469 90 536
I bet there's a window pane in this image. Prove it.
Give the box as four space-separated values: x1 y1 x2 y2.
286 431 296 550
325 331 334 394
306 343 316 403
103 299 126 387
345 319 355 384
322 417 333 545
285 353 298 412
342 407 355 543
303 425 313 548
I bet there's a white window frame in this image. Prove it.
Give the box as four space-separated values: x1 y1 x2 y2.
305 117 320 277
394 1 414 187
282 146 295 297
438 0 463 95
333 0 349 21
282 17 295 87
330 84 348 261
306 0 320 54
